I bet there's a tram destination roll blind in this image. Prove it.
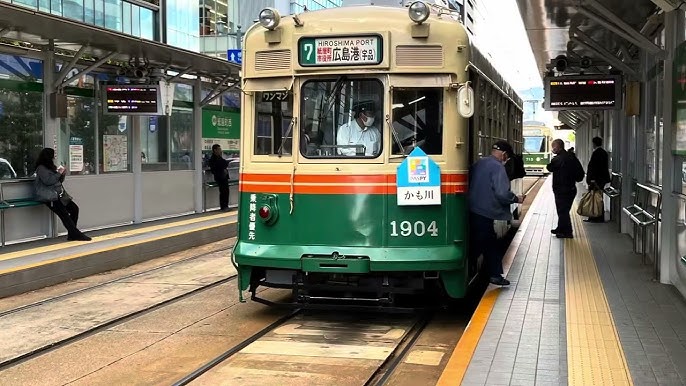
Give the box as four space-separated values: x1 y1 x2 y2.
104 85 162 115
543 74 622 111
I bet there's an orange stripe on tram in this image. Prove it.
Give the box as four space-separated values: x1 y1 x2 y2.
239 173 467 184
239 181 468 195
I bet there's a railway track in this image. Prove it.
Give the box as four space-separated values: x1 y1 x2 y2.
171 310 434 386
0 246 236 369
171 309 303 386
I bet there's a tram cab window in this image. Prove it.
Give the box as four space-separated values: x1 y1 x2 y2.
524 136 545 153
391 88 443 155
254 91 294 155
300 78 383 158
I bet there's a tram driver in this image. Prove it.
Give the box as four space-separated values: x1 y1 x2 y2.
336 101 381 157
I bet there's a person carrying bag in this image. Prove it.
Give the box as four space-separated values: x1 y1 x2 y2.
577 188 604 218
34 148 91 242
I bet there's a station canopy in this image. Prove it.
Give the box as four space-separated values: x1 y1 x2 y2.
0 2 240 87
516 0 663 129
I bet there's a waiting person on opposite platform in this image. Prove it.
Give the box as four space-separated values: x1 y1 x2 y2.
208 144 230 211
34 148 91 241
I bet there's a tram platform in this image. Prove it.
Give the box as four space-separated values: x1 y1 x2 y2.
437 178 686 386
0 211 237 299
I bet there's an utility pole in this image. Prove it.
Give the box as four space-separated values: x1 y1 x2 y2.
524 99 538 121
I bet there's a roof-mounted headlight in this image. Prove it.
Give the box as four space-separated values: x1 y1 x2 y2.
408 1 430 24
259 8 281 30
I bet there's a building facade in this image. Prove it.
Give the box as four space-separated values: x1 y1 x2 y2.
199 0 342 59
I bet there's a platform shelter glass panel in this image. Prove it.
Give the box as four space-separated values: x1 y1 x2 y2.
0 87 43 179
170 107 193 170
141 116 168 171
60 96 96 175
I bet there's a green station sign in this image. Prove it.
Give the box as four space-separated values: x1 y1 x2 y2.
202 109 240 152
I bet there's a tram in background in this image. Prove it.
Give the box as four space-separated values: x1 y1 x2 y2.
231 2 523 309
522 122 552 175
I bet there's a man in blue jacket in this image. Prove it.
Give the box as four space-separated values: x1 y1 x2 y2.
468 140 525 286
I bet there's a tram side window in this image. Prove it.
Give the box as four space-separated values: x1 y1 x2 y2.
254 91 294 156
391 88 443 155
300 78 384 158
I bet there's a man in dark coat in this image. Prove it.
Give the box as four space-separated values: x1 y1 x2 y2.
546 139 585 238
584 137 611 223
208 144 230 211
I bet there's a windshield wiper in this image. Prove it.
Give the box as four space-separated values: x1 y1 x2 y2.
277 116 296 156
318 76 347 122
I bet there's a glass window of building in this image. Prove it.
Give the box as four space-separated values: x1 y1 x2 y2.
140 8 155 40
63 0 85 22
94 0 105 26
199 0 228 36
0 54 43 83
254 91 294 156
7 0 157 40
104 0 122 31
166 0 199 51
299 78 383 158
84 0 95 24
290 0 341 13
123 1 132 34
391 88 443 156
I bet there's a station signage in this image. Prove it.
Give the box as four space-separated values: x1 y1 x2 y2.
543 74 622 111
298 35 382 67
104 85 162 115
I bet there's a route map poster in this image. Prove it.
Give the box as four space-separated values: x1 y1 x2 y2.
103 134 128 172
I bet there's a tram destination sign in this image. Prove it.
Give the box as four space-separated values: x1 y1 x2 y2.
543 74 622 111
299 35 382 66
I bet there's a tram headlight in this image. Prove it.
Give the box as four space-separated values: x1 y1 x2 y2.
408 1 430 24
258 8 281 30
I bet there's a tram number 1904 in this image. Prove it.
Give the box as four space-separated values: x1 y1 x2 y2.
390 221 439 237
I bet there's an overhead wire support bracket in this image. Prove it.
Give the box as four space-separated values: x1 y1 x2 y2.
59 51 116 88
53 45 87 89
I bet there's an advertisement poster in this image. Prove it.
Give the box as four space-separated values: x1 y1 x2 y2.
69 145 84 172
103 134 128 172
202 109 240 153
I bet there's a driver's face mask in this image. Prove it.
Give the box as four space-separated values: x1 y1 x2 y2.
362 113 375 128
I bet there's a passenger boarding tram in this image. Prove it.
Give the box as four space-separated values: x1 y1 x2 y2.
232 2 523 308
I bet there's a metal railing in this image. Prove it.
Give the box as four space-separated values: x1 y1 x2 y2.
603 172 622 232
622 182 662 279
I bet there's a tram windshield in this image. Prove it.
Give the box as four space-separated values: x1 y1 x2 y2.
300 78 383 158
523 136 546 153
391 88 443 155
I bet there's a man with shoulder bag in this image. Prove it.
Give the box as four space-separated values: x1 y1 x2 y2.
584 137 610 223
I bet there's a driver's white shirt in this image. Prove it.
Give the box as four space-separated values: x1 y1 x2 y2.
336 119 381 156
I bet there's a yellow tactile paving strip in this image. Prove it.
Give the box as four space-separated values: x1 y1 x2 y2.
566 211 633 385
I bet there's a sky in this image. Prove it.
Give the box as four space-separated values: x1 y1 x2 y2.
475 0 557 125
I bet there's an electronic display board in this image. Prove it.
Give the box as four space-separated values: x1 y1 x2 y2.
104 85 162 115
543 75 622 111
